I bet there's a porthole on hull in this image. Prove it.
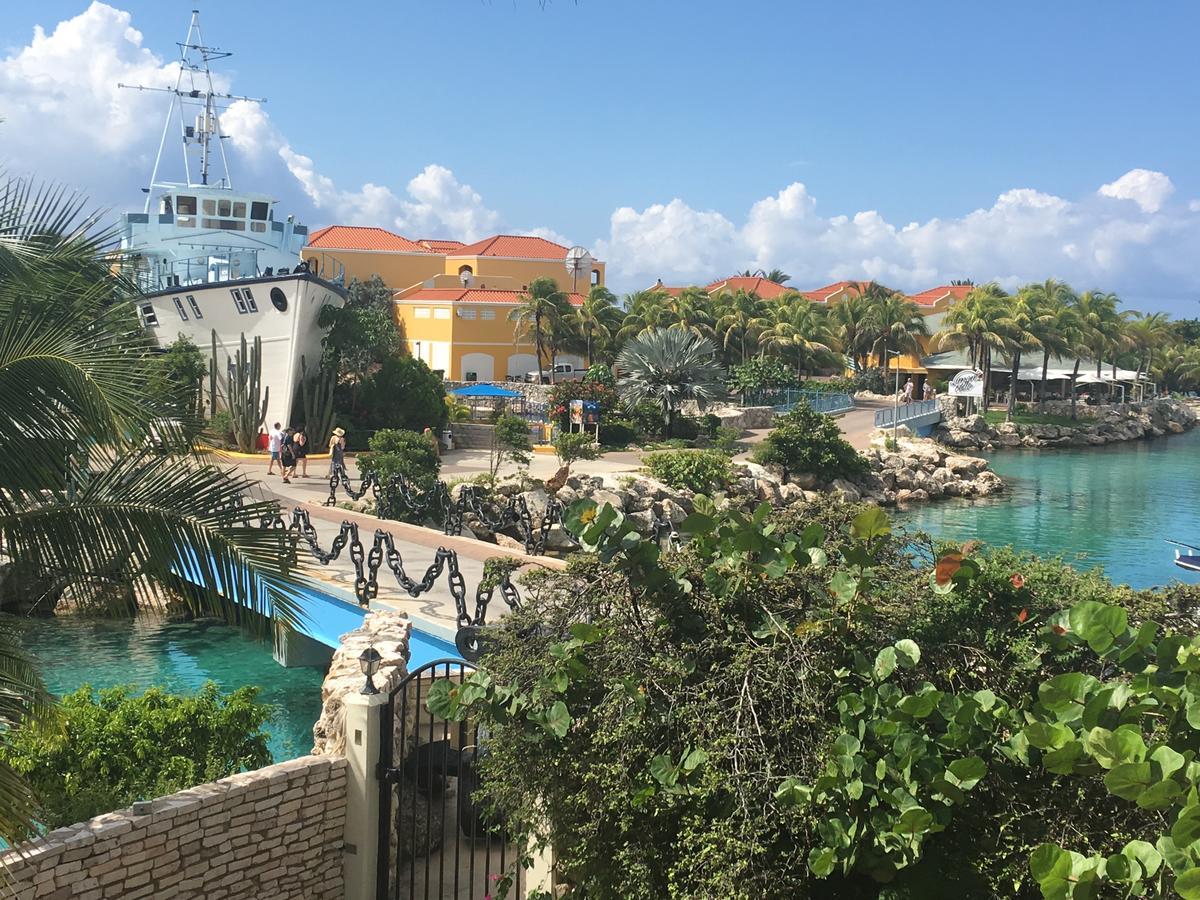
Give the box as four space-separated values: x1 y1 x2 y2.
270 287 288 312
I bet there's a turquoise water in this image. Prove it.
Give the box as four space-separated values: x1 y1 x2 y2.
6 615 326 762
898 429 1200 589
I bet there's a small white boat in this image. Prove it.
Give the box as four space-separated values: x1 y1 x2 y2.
1167 541 1200 573
119 11 345 427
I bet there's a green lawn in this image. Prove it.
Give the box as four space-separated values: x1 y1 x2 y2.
983 409 1079 428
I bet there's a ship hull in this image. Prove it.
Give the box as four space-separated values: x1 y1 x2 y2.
141 273 345 431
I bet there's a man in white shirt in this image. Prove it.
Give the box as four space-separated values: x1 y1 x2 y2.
266 422 284 475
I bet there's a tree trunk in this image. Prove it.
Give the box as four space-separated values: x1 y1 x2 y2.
1070 357 1081 419
1007 350 1021 421
1039 350 1051 413
535 310 546 385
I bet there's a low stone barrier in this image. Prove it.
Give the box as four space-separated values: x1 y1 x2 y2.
936 398 1196 450
0 755 347 900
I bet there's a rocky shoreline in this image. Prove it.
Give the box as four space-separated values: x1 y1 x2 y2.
936 397 1197 450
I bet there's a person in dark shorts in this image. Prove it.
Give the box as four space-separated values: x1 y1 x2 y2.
279 428 296 483
291 429 309 477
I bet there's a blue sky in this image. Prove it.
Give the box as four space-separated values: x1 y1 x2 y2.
2 2 1199 311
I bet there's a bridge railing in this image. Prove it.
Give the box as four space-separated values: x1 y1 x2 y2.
746 388 855 415
874 398 940 428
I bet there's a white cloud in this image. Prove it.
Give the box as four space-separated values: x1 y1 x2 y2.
1099 168 1174 213
1190 200 1200 213
597 171 1200 311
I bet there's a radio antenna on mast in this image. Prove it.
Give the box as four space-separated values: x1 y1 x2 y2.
119 10 265 212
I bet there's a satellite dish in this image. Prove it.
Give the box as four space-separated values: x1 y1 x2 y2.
564 246 593 292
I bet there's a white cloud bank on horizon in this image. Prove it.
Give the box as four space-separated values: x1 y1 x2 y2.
3 3 1199 312
596 177 1200 306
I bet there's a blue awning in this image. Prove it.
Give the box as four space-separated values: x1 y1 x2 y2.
450 384 522 398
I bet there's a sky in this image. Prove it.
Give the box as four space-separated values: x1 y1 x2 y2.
2 1 1199 313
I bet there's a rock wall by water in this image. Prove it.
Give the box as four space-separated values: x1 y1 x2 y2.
936 398 1197 450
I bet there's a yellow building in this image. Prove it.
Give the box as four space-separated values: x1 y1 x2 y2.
303 227 604 381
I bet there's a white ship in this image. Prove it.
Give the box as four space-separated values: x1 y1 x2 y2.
120 11 345 430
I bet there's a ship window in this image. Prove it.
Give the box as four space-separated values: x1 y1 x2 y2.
140 303 159 327
243 288 258 312
186 295 202 319
250 201 269 220
251 222 266 233
218 199 232 217
232 201 246 218
177 216 195 228
173 297 188 321
231 288 248 314
270 287 288 312
202 199 216 215
434 307 450 320
220 219 245 231
176 196 197 215
160 197 173 215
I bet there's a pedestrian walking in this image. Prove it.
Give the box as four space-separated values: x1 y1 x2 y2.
902 378 914 403
266 422 284 474
923 382 935 401
291 429 309 477
280 428 296 483
328 427 346 476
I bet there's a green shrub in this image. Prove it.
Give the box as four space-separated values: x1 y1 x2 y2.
0 682 270 835
626 401 666 442
727 356 800 394
490 414 533 477
554 431 600 467
582 364 616 388
802 369 887 395
357 428 442 521
642 449 732 491
751 402 868 481
712 425 741 453
354 355 448 433
599 418 638 447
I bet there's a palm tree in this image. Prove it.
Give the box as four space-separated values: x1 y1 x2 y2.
616 328 726 437
765 268 791 285
509 276 570 383
574 285 620 367
999 291 1043 421
1020 279 1078 411
759 301 835 377
868 291 928 369
1072 290 1121 416
615 289 675 344
0 177 296 840
665 286 717 339
829 293 874 372
934 283 1010 410
713 289 769 367
1124 311 1172 399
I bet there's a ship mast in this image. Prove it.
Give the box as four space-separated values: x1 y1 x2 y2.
119 10 265 212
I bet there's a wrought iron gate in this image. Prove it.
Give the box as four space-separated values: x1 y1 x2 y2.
377 658 524 900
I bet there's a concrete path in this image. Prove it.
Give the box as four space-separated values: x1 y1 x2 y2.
836 400 889 451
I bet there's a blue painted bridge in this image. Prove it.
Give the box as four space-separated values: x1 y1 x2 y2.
874 399 943 435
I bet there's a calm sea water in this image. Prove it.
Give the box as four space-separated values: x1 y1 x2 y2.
5 615 325 762
897 428 1200 589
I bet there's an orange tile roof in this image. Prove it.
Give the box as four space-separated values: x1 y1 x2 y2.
646 281 690 297
907 284 975 307
306 225 431 253
450 235 571 259
399 288 585 307
418 238 466 252
705 276 794 298
800 280 873 302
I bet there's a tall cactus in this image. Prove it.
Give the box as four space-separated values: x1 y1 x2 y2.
299 354 336 448
227 332 269 452
207 329 268 452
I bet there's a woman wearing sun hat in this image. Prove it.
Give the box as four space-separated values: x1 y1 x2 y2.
328 427 346 476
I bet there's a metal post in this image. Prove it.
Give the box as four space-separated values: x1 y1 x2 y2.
889 350 901 446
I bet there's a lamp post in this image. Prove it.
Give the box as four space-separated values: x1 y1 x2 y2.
888 349 902 447
358 645 383 695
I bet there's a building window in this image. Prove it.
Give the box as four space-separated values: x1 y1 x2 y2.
434 307 450 320
173 297 188 321
243 288 258 312
458 307 476 319
186 295 202 319
140 303 159 327
481 308 496 320
464 371 477 382
592 268 600 286
414 308 431 319
231 288 248 314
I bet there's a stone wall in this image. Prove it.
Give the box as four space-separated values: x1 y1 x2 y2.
936 398 1197 450
0 754 347 900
